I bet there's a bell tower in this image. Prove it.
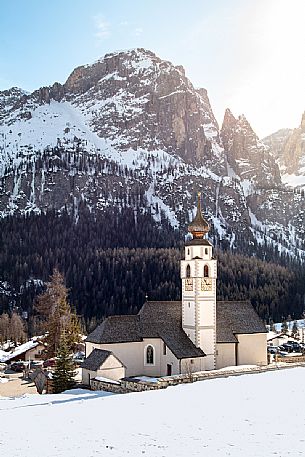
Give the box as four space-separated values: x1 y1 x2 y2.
181 193 217 370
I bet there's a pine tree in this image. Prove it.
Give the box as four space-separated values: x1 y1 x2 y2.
52 332 76 394
291 320 299 339
281 319 288 334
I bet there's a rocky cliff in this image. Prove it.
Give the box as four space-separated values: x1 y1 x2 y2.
0 48 304 258
264 112 305 177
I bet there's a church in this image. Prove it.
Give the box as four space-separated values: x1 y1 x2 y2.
81 195 267 384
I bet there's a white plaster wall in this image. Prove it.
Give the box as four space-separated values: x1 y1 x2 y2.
199 328 215 355
81 354 125 384
236 333 267 366
202 354 215 370
182 300 195 327
216 343 236 369
199 301 215 327
87 341 143 377
82 369 96 385
180 357 206 374
96 365 125 381
86 338 182 377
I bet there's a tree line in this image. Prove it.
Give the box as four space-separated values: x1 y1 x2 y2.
0 206 305 334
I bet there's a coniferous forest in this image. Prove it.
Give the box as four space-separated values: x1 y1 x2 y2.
1 205 305 334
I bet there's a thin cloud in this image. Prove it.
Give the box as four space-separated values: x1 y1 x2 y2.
133 27 143 37
94 15 111 40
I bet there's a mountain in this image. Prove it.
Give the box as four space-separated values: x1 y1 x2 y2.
0 48 305 259
264 112 305 183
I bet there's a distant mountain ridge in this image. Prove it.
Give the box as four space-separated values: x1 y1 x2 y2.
0 48 305 259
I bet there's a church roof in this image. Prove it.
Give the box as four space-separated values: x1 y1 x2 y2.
216 301 267 343
81 349 113 371
86 300 266 356
86 301 205 360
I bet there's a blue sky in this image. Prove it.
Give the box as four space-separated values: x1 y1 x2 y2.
1 0 304 137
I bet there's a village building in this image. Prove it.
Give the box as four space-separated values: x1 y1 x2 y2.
0 338 45 364
82 194 267 384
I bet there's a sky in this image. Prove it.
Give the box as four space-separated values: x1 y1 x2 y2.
0 0 304 138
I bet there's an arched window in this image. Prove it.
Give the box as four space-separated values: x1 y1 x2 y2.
205 248 208 255
187 248 190 256
204 265 209 277
186 264 191 278
146 345 154 365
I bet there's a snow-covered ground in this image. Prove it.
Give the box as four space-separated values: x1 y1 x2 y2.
1 367 305 456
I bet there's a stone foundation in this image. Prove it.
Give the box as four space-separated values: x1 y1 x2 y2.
90 361 305 394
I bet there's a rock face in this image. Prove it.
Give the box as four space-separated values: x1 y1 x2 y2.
64 49 223 168
0 48 305 256
264 112 305 176
221 109 281 188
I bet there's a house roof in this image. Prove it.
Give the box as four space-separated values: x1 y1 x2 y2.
86 300 266 355
80 348 125 371
0 339 44 363
86 301 205 360
216 301 267 343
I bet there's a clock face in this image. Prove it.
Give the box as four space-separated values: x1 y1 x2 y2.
185 278 193 291
201 278 212 291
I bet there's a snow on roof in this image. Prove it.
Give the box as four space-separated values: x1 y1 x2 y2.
94 376 120 385
0 339 42 363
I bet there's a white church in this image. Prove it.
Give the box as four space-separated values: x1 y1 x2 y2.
82 195 267 384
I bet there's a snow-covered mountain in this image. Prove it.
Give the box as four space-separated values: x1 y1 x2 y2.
264 112 305 188
0 48 304 256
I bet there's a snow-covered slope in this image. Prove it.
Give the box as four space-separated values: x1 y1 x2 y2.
0 48 305 256
1 368 305 456
264 112 305 185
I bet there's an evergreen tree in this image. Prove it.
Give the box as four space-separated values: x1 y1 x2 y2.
281 319 288 334
291 320 299 339
52 332 76 394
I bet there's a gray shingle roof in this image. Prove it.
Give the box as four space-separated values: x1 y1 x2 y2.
86 300 266 356
86 315 142 344
86 301 205 359
216 301 267 343
81 349 112 371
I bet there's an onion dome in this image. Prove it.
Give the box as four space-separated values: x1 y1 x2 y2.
188 192 210 239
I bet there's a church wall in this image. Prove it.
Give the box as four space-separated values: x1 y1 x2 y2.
85 339 182 377
216 343 236 369
87 342 143 377
236 333 267 366
180 357 206 374
82 354 126 385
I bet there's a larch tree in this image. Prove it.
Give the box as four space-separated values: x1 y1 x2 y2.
35 269 81 358
9 312 26 344
0 313 10 344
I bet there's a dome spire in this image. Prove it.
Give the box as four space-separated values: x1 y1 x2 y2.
188 192 210 239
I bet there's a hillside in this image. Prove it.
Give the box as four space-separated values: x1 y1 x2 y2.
1 48 305 325
1 48 305 256
1 367 305 456
1 208 304 330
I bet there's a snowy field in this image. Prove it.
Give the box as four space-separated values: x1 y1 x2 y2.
1 368 305 456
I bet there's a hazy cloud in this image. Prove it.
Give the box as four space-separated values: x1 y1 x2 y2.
94 15 111 40
133 27 143 37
